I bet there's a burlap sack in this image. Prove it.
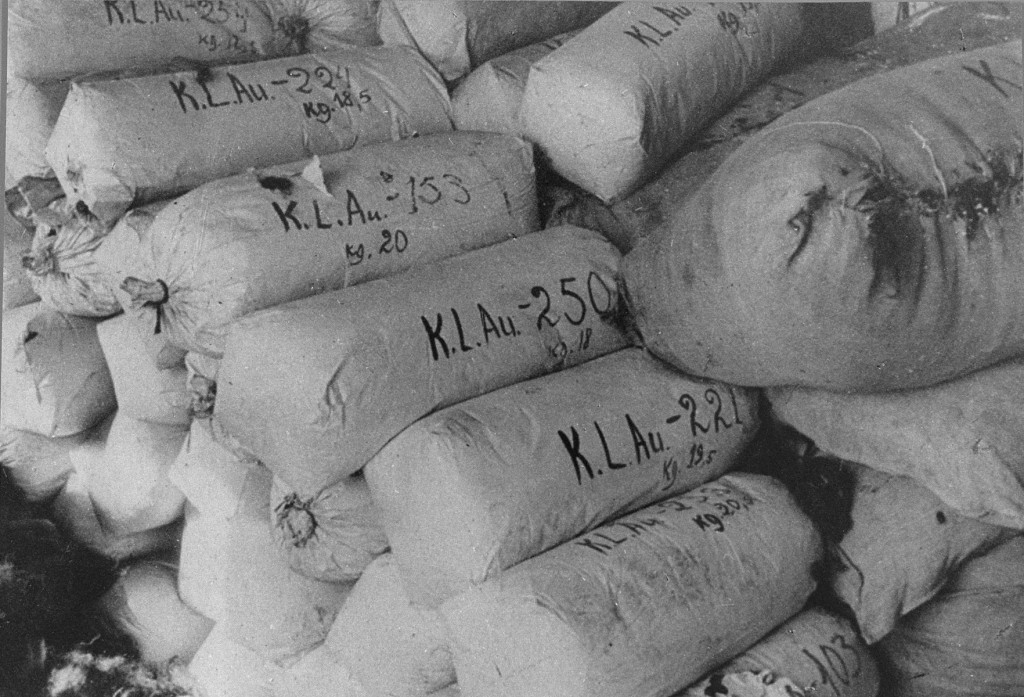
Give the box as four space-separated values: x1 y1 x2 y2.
519 2 803 202
377 0 614 82
682 608 879 697
46 47 453 223
441 473 823 697
215 226 626 496
366 347 760 606
624 41 1024 391
103 132 538 359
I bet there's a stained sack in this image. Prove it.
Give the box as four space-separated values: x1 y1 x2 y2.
46 46 453 224
624 41 1024 391
519 2 804 203
104 132 538 359
441 474 823 697
365 347 760 606
377 0 615 82
214 226 627 496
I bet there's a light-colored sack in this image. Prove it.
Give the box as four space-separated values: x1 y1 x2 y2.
441 473 823 697
683 608 879 697
168 417 259 520
0 414 112 503
46 47 453 224
7 0 278 82
325 553 455 696
97 313 191 426
0 303 117 437
215 225 626 496
274 644 369 697
875 535 1024 697
3 208 40 310
871 2 939 33
106 131 538 359
377 0 614 82
5 77 70 182
827 459 1013 644
97 558 214 664
451 32 575 136
770 358 1024 530
186 624 289 697
88 412 188 535
261 0 381 54
519 2 803 202
366 347 760 606
623 41 1024 391
271 473 388 582
177 466 353 662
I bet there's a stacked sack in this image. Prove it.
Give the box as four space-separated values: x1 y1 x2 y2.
4 3 1022 697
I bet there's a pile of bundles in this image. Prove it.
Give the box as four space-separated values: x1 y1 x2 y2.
3 2 1023 697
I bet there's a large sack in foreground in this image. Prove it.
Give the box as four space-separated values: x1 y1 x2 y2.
271 473 388 582
874 535 1024 697
366 347 760 606
216 226 626 496
0 303 117 437
624 41 1024 391
377 0 615 82
451 32 575 136
46 47 453 223
7 0 278 82
5 78 70 183
441 474 823 697
520 2 804 203
546 1 1024 253
105 132 538 359
682 608 879 697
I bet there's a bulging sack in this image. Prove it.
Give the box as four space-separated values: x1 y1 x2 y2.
682 608 879 697
271 473 389 582
46 47 453 223
261 0 381 54
441 474 823 697
377 0 614 82
215 226 627 496
106 132 538 359
324 553 456 696
824 459 1012 644
451 32 575 136
366 347 760 606
770 358 1024 530
875 535 1024 697
7 0 278 82
624 41 1024 391
5 78 70 182
519 2 804 203
0 303 117 438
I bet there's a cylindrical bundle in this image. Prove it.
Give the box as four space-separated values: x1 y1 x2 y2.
769 358 1024 530
623 41 1024 391
451 32 575 136
46 47 453 224
682 608 879 697
377 0 615 82
177 466 353 662
96 557 214 664
824 459 1013 644
260 0 381 54
325 553 455 696
22 200 122 317
104 131 539 359
7 0 279 82
545 2 1024 254
441 473 823 697
87 413 189 536
3 209 40 310
0 303 117 438
186 625 289 697
97 313 191 426
875 535 1024 697
366 347 761 606
5 77 70 182
518 2 804 203
168 417 260 520
271 473 388 582
0 414 112 503
215 225 626 496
